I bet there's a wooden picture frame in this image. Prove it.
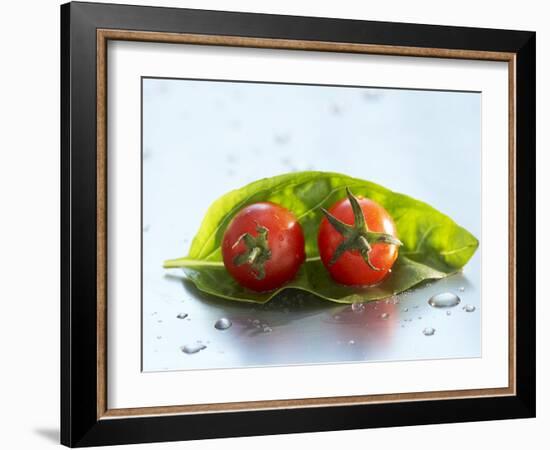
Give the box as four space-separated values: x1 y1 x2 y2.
61 1 535 447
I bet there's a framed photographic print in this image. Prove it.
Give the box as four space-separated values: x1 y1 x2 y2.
60 1 536 447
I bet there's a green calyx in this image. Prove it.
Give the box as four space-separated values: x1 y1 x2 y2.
232 223 272 280
321 187 403 271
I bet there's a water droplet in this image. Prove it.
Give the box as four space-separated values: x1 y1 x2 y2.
229 119 241 129
428 292 461 308
363 91 382 102
402 307 409 312
275 133 291 145
446 311 452 316
252 319 260 325
263 326 273 333
379 312 389 320
176 313 188 319
156 336 162 340
388 269 392 273
423 327 436 336
330 104 342 115
181 343 207 354
463 304 476 313
459 286 465 292
348 340 355 345
351 303 365 313
214 318 232 330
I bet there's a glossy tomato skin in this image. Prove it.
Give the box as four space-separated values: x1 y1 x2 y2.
318 197 399 286
222 202 305 292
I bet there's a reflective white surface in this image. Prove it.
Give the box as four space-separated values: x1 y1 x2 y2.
142 78 481 372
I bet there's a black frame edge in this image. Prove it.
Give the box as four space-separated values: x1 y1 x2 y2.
76 396 534 447
68 1 534 52
514 32 536 417
60 2 72 447
62 2 101 446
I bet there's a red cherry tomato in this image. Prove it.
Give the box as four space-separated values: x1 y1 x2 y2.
317 188 401 286
222 202 305 292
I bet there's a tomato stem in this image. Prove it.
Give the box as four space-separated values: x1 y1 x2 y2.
321 187 402 270
231 223 272 280
247 247 262 264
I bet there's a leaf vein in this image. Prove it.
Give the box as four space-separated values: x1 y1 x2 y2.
295 183 365 220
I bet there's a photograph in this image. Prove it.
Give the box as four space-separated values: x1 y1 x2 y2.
142 77 481 372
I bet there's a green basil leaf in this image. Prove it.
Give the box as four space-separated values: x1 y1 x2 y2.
164 171 478 304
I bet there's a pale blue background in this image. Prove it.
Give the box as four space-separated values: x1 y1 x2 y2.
142 78 481 372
